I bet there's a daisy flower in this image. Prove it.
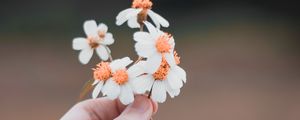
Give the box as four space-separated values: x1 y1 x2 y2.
91 62 112 99
134 21 175 73
72 20 114 64
132 51 186 103
101 57 144 105
116 0 169 28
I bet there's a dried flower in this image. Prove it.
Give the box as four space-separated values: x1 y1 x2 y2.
91 62 112 98
116 0 169 28
72 20 114 64
100 57 143 105
134 21 175 73
131 52 186 103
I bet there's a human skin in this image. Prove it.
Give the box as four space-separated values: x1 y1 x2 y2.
61 95 158 120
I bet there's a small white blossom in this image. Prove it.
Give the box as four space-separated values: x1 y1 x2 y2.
131 53 186 103
91 62 112 99
116 0 169 28
99 57 143 105
72 20 114 64
134 21 175 73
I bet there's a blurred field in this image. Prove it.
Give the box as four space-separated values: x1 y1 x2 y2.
0 0 300 120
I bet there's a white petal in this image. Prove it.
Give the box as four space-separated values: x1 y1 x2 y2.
72 37 88 50
116 16 130 26
145 53 162 74
119 84 134 105
102 79 120 100
133 31 156 57
151 81 167 103
92 80 99 85
165 80 180 98
79 48 93 64
110 57 133 72
133 31 153 43
97 23 108 33
174 66 187 83
92 81 104 99
127 63 144 78
127 17 140 28
84 20 98 36
147 10 160 29
168 88 180 98
106 46 111 53
131 75 154 94
164 80 174 98
167 68 183 89
125 8 142 20
135 42 156 58
116 8 135 20
101 33 114 45
148 10 169 28
173 88 180 96
116 8 141 26
169 37 175 50
165 53 176 67
144 21 158 37
96 45 109 61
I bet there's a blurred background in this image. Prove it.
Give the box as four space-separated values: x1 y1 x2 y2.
0 0 300 119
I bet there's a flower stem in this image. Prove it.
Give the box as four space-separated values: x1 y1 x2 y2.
104 46 113 62
147 88 152 99
140 24 144 31
133 57 143 64
78 79 94 102
147 84 154 99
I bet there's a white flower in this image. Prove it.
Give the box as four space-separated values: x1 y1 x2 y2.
116 0 169 28
100 57 144 105
131 52 186 103
91 62 112 99
133 21 175 73
72 20 114 64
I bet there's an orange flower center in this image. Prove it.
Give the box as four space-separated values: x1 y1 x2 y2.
156 33 172 53
113 69 129 85
93 62 112 81
153 56 170 80
87 36 99 49
98 31 106 39
153 51 181 80
131 0 152 9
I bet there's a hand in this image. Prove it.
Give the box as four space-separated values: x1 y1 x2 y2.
61 95 158 120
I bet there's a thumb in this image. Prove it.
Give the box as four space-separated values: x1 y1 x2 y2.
115 95 155 120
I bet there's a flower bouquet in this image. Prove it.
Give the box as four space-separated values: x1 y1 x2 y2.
72 0 186 106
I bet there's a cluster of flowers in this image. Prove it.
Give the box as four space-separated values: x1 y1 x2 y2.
72 0 186 105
